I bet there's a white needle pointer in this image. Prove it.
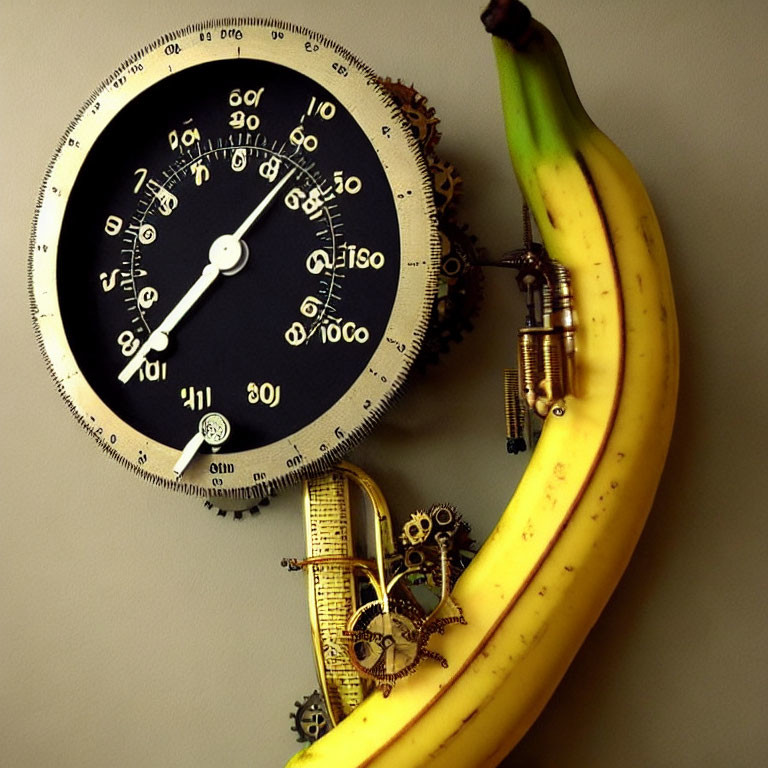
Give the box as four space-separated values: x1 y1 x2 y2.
118 167 296 384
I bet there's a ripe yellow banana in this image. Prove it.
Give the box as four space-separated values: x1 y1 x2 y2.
286 1 678 765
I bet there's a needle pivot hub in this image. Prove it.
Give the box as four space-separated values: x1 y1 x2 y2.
199 412 231 446
208 234 249 275
173 412 232 479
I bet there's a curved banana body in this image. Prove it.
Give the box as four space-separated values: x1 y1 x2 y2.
286 2 678 766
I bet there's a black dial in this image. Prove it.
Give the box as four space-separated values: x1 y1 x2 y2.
30 20 438 495
59 59 400 453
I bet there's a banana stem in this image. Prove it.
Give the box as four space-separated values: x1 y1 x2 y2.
483 0 596 172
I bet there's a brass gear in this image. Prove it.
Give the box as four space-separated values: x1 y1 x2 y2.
204 493 273 520
377 78 441 154
343 599 456 697
417 221 485 369
379 77 485 369
398 503 476 591
429 157 463 217
290 691 331 743
401 510 434 546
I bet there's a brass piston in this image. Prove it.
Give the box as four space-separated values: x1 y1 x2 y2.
474 206 576 442
516 326 568 418
517 327 544 410
539 329 566 414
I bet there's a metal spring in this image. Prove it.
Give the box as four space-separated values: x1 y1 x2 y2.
541 281 553 322
503 368 527 453
551 262 574 331
522 203 533 250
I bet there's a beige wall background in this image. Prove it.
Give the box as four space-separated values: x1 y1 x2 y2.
2 0 767 765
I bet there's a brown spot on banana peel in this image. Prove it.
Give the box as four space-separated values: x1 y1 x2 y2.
639 213 656 252
462 709 480 725
426 709 481 763
575 150 620 288
521 519 535 540
536 185 559 229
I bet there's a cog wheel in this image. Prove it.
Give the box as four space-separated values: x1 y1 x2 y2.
399 504 476 592
377 78 441 154
429 157 463 217
344 599 452 697
204 493 273 520
376 80 460 219
378 75 484 368
290 691 331 743
416 221 486 370
429 504 473 548
401 510 433 546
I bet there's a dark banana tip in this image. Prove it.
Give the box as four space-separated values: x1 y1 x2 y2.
481 0 533 46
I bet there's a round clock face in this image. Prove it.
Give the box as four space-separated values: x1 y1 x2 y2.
30 20 438 497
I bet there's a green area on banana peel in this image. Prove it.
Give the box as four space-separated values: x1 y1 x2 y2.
485 1 597 164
